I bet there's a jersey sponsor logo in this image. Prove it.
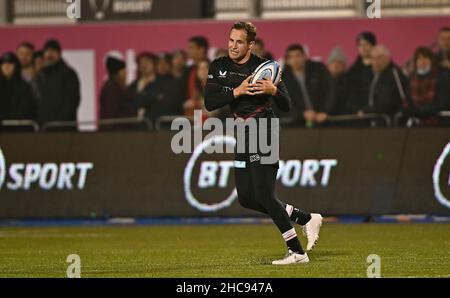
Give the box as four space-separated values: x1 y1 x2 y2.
0 146 94 191
219 70 227 78
433 142 450 209
229 71 248 78
208 74 213 79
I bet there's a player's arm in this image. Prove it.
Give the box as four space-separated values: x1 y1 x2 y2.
271 80 292 112
204 62 254 111
253 78 292 112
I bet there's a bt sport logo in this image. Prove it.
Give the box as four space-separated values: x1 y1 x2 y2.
0 147 93 191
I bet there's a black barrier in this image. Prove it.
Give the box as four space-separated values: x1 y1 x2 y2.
0 128 449 218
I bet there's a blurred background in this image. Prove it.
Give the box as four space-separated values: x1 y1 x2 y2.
0 0 449 221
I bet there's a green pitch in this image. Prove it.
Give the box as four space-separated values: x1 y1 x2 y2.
0 223 449 278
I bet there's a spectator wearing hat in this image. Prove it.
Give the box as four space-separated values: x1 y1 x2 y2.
0 52 36 121
99 56 136 120
327 47 348 115
37 39 80 126
406 47 450 125
345 32 377 114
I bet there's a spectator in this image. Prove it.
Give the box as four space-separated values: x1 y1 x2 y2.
131 52 182 123
407 47 450 125
0 52 35 121
171 49 188 80
436 27 450 71
356 45 408 118
186 36 209 102
99 56 136 119
128 52 158 103
30 50 44 100
16 42 35 83
345 32 377 114
252 38 274 60
214 48 228 59
184 59 223 121
327 47 348 115
33 50 44 75
280 44 334 127
157 53 173 77
37 39 80 126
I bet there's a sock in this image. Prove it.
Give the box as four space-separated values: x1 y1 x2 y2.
286 204 312 226
282 228 305 254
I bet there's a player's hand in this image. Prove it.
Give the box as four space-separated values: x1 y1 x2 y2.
252 78 277 96
233 76 255 98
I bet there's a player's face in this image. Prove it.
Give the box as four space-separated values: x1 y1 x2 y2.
228 29 254 62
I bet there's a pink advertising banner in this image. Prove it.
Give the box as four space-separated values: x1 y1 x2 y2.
1 16 449 123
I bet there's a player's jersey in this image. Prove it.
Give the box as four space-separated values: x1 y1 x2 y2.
204 54 291 119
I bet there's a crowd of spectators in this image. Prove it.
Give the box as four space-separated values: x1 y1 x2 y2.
1 26 450 131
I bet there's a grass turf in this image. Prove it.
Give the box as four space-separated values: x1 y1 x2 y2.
0 223 449 278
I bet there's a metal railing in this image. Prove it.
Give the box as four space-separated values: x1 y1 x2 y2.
0 119 40 131
1 111 447 132
41 117 153 132
326 113 392 127
439 111 450 118
155 115 194 131
279 113 392 128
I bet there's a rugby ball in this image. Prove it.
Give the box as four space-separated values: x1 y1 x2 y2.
250 60 282 85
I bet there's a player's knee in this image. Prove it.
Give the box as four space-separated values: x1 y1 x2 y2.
239 195 264 212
